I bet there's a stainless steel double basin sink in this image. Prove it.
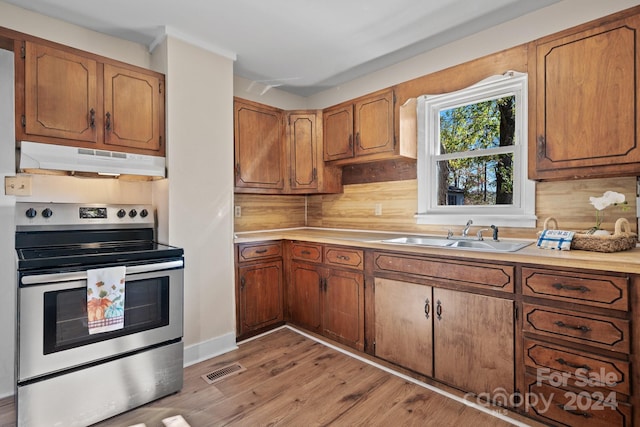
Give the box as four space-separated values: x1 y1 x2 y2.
377 236 532 252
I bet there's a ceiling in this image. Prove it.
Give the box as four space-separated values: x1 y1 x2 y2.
5 0 561 97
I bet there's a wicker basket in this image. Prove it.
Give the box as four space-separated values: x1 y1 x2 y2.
542 217 637 253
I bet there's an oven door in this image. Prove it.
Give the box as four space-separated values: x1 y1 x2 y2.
17 260 183 382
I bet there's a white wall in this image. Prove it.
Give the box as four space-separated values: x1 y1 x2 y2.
162 37 236 364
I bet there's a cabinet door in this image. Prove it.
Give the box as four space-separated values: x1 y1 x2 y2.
288 261 322 332
322 268 364 351
323 104 353 161
237 261 283 336
23 41 98 144
103 64 163 154
287 112 318 191
234 99 285 190
533 15 640 179
354 89 394 157
433 288 514 396
374 278 433 376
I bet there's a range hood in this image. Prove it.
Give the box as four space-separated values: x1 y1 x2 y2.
18 141 166 177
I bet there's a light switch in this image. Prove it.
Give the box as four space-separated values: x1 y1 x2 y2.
234 205 242 218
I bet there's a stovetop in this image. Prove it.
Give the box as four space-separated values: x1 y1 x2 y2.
15 202 184 272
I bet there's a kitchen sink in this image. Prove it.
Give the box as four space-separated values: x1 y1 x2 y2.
378 236 532 252
447 239 532 252
379 236 454 247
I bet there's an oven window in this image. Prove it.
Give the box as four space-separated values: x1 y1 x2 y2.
43 277 170 354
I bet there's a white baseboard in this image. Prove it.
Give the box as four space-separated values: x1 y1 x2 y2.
183 332 238 367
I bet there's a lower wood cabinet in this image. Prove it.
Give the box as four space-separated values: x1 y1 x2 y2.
521 265 633 426
433 287 514 395
374 278 433 376
374 278 514 396
235 242 284 339
235 238 639 426
288 261 322 333
287 242 365 351
322 268 364 349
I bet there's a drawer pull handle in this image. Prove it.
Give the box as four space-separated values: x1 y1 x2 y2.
555 358 592 371
255 249 268 254
554 321 592 333
424 298 430 320
336 255 351 261
552 283 590 293
301 250 311 255
558 404 592 419
436 300 442 320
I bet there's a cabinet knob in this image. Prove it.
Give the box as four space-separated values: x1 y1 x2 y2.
424 298 430 320
89 108 95 128
105 112 112 131
436 300 442 320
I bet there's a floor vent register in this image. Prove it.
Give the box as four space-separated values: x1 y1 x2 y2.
201 362 246 385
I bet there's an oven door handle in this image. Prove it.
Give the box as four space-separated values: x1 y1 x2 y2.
21 260 184 285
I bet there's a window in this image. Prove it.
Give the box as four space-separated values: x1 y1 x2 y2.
416 71 536 228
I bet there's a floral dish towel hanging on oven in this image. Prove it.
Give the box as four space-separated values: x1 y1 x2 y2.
87 266 126 334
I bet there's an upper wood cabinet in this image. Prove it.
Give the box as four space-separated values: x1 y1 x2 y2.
17 40 165 156
234 98 342 194
323 88 396 164
103 64 163 153
23 42 98 144
531 13 640 180
286 111 342 194
234 99 285 191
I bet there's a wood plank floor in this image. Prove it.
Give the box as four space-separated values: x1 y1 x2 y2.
1 328 543 426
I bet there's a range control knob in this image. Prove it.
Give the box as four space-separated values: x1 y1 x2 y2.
128 209 137 218
42 208 53 218
117 209 127 218
25 208 37 218
140 209 149 218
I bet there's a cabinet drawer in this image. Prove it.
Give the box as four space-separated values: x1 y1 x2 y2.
290 242 323 263
522 268 628 310
324 247 364 270
374 252 514 292
523 304 630 353
238 242 282 262
524 339 630 395
526 375 632 427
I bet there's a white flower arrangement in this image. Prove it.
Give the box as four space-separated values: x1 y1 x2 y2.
588 191 628 233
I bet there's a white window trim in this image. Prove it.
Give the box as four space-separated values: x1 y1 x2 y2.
416 71 536 228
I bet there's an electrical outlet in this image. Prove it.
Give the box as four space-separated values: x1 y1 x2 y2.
5 175 32 196
374 203 382 216
234 205 242 218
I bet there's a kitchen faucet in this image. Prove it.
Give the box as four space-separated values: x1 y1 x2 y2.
461 219 473 237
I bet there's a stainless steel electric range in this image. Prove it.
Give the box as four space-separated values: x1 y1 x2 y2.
15 202 185 427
